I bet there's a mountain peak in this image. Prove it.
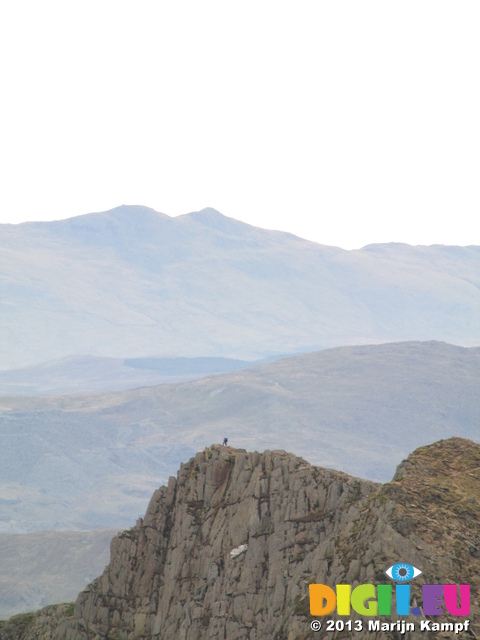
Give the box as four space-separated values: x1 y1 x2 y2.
393 436 480 482
66 204 170 226
181 206 249 233
101 203 165 215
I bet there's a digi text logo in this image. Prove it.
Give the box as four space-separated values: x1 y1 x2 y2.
309 563 470 617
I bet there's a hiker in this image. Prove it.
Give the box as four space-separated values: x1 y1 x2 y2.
223 437 228 446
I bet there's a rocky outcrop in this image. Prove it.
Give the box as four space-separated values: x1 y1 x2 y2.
2 438 479 639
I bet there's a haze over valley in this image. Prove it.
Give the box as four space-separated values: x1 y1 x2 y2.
1 341 478 533
1 207 479 622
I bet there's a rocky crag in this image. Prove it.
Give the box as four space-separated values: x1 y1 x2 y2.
1 438 479 639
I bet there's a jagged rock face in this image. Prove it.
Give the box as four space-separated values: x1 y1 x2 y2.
2 438 479 639
65 446 376 640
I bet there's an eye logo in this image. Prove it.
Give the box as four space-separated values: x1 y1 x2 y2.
385 563 422 582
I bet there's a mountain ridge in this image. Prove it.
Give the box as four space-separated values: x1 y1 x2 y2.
0 355 259 396
1 340 478 533
1 205 479 370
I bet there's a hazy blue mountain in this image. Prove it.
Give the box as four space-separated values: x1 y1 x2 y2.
0 529 117 619
0 355 257 395
1 341 478 533
1 205 479 369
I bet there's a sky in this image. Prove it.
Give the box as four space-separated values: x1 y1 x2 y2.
0 1 479 249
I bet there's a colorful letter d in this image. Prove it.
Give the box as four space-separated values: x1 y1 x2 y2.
309 584 336 616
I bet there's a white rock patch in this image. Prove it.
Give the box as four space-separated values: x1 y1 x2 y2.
230 544 248 559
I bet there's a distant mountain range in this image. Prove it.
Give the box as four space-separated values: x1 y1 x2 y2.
0 355 259 395
1 341 478 533
1 205 479 370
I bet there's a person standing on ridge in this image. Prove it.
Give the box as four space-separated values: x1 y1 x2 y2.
223 437 228 446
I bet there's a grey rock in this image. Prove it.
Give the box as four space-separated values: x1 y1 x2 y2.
3 438 478 639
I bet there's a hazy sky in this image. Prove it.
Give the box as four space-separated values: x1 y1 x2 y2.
1 1 478 249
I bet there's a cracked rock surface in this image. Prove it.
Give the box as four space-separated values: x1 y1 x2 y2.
1 438 479 639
